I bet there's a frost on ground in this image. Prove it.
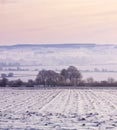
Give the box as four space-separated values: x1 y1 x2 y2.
0 88 117 130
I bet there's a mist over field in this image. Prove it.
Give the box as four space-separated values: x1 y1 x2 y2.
1 43 117 82
0 43 117 69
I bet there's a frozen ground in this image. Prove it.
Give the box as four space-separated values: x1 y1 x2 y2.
0 88 117 130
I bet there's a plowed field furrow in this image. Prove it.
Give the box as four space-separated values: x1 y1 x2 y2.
0 88 117 130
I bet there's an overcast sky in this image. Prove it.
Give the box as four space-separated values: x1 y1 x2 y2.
0 0 117 45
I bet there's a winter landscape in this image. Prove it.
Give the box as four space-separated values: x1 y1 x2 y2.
1 0 117 129
0 44 117 130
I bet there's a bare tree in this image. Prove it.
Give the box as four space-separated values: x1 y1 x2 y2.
86 77 94 86
1 73 7 78
107 77 114 84
61 66 82 86
36 70 61 86
0 78 8 87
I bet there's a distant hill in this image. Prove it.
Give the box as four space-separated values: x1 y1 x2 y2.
0 43 97 49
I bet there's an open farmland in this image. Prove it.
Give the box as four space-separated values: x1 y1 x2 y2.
0 88 117 130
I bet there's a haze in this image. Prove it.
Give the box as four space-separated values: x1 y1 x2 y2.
0 0 117 45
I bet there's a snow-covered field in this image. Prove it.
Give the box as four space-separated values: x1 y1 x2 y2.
0 88 117 130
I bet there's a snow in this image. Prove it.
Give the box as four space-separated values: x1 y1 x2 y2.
0 88 117 130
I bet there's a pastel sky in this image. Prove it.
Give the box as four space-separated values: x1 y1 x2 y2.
0 0 117 45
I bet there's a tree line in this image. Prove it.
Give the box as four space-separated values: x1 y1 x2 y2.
0 66 117 87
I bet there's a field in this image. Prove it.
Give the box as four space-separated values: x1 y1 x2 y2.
0 88 117 130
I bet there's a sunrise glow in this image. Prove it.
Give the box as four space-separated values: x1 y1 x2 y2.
0 0 117 45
